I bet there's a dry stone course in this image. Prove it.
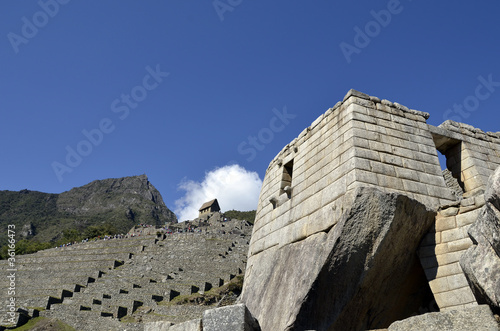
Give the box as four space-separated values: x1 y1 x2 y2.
0 217 252 330
241 89 500 330
460 166 500 310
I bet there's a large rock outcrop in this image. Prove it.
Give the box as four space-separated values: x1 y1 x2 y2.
57 174 177 224
241 187 437 331
387 305 499 331
460 166 500 310
0 174 176 247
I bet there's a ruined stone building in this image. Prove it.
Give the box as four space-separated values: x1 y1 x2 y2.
240 89 500 330
199 199 221 217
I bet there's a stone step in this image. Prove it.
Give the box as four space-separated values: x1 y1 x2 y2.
0 275 95 289
5 295 53 311
153 304 208 324
14 252 133 264
13 259 124 271
52 299 131 318
33 244 146 257
13 287 76 299
64 291 158 308
53 236 157 248
77 280 192 299
40 307 144 331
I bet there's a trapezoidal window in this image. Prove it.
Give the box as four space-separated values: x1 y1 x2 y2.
280 159 293 198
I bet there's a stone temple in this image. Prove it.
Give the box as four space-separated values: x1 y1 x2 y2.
240 89 500 330
3 89 500 330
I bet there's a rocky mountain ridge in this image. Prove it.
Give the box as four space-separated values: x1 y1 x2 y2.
0 175 176 248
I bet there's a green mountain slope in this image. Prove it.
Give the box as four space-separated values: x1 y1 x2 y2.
0 175 176 251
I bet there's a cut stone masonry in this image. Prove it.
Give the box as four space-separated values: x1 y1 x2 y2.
0 218 252 330
243 89 500 328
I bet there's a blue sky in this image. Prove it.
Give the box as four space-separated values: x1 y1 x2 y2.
1 1 500 220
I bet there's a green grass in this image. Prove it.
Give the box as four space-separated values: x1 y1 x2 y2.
223 210 256 224
10 317 76 331
159 275 244 307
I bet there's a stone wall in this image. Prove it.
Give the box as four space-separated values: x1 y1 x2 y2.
418 120 500 311
419 200 484 311
0 219 252 330
432 121 500 197
243 89 500 330
250 89 456 257
250 90 455 256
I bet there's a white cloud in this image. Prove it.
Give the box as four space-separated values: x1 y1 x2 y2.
174 164 262 222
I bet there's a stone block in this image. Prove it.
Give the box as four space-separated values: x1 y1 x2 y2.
203 304 260 331
401 159 425 172
459 205 480 214
380 153 403 167
369 161 395 176
434 262 463 279
320 177 346 207
433 243 449 256
461 198 476 207
354 157 371 171
351 169 379 186
429 277 450 294
418 143 437 156
436 251 464 266
447 238 473 253
447 273 469 290
170 319 202 331
352 111 377 124
354 147 382 162
424 163 444 176
464 175 488 192
377 174 404 191
439 207 459 217
441 226 469 243
366 122 386 134
434 287 476 308
369 140 392 153
456 210 480 227
402 180 429 195
379 133 404 147
435 216 456 232
394 166 419 181
391 146 415 159
348 127 379 142
368 107 392 121
475 194 486 207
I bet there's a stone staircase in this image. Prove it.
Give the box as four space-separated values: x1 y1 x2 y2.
0 220 251 330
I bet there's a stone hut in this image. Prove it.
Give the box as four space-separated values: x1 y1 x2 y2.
199 199 221 217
